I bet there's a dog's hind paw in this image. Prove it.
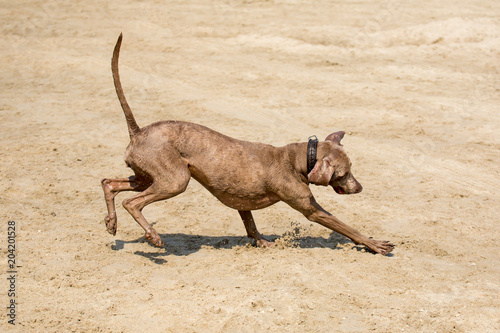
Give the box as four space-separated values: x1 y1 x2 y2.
104 215 117 236
145 230 164 247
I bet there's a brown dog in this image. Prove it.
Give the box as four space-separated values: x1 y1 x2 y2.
101 34 394 255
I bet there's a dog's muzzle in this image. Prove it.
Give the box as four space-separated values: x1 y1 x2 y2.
333 177 363 195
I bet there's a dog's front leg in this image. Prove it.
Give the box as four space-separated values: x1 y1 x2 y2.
238 210 275 248
289 196 394 255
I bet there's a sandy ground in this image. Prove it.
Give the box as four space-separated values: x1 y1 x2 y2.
1 0 499 332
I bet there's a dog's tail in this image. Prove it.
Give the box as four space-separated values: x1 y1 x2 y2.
111 33 141 138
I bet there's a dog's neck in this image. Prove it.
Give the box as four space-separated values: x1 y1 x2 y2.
284 142 311 180
285 141 334 182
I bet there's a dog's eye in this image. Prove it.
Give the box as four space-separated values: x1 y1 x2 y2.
336 173 348 182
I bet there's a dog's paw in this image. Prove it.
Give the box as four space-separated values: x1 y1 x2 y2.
104 215 117 236
145 230 164 247
365 239 394 255
256 239 275 248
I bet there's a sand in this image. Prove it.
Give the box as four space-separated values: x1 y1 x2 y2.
1 0 499 332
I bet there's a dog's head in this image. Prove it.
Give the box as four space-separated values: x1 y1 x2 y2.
307 131 363 195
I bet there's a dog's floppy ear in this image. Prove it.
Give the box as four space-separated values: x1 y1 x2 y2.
308 156 335 186
326 131 345 146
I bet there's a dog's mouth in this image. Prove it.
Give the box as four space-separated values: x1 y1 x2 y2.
333 186 346 195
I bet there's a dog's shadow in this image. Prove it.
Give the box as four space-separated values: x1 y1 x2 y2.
111 232 361 264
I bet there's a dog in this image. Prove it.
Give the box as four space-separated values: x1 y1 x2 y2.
101 34 394 255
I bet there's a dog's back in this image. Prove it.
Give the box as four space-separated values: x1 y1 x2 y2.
126 120 284 211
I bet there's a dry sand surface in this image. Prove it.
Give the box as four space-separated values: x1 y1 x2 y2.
1 0 499 332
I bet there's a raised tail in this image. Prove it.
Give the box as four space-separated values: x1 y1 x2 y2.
111 33 141 138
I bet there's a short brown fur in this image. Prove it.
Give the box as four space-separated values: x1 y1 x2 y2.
101 34 394 255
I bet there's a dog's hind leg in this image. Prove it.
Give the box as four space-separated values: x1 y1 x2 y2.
122 167 191 247
101 176 151 235
238 210 275 248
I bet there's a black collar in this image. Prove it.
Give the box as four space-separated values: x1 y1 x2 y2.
307 135 318 174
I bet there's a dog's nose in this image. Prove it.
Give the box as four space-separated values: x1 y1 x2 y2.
354 181 363 193
348 176 363 194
